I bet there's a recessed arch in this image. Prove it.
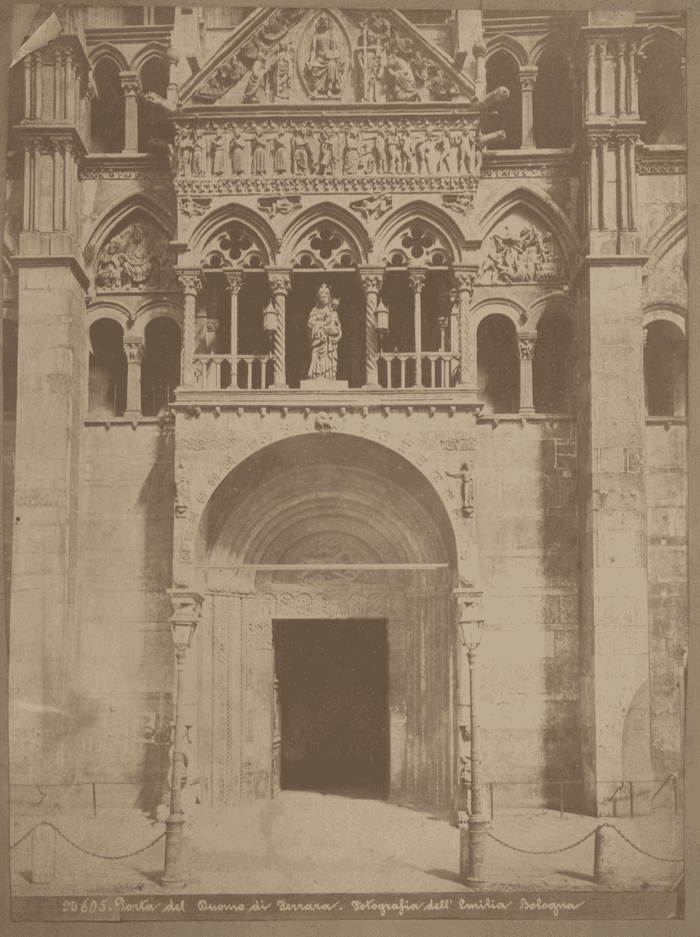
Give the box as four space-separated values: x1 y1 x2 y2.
129 41 169 75
638 25 685 57
281 202 369 268
84 193 176 272
189 203 277 268
526 293 575 330
528 32 572 66
89 43 129 73
644 209 687 272
478 186 579 275
131 299 183 338
643 303 686 337
486 34 528 68
374 200 464 265
86 300 130 331
470 296 526 333
195 433 458 573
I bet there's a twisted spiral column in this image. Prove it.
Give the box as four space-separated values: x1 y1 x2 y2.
176 269 203 388
453 269 476 389
360 268 383 388
268 270 291 388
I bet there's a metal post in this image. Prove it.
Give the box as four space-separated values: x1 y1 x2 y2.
162 646 187 884
466 646 487 883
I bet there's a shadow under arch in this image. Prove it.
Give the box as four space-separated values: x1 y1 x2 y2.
195 432 458 575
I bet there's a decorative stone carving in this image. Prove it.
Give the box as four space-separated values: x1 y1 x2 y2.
442 188 478 215
446 463 475 518
179 197 212 217
94 221 177 291
175 460 189 518
300 14 347 99
388 222 452 266
258 194 302 218
307 284 342 381
517 338 536 360
123 340 145 364
476 221 564 285
349 194 392 221
293 223 359 269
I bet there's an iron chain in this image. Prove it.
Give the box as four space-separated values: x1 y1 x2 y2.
487 822 683 862
486 826 598 855
10 821 166 859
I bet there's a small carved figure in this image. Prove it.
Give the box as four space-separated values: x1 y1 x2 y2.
120 223 153 288
251 127 267 175
385 130 401 174
94 236 123 289
305 15 344 97
177 128 193 176
435 130 454 175
192 129 206 176
343 130 361 175
271 41 292 100
386 52 420 102
292 128 315 175
210 127 226 175
415 132 431 175
307 283 342 381
400 131 415 174
459 126 477 175
243 53 268 104
174 461 189 517
318 130 339 176
229 129 245 175
446 463 474 517
271 131 288 174
474 130 506 176
358 144 375 176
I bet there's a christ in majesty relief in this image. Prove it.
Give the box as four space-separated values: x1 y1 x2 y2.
307 283 342 380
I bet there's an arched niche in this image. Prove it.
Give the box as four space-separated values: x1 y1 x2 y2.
476 312 519 413
141 317 181 417
90 56 125 154
638 41 685 145
483 50 522 148
533 49 573 148
88 317 127 417
91 211 178 294
137 55 172 154
644 318 686 417
475 208 568 287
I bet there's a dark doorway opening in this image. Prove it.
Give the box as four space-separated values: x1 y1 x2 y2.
273 619 389 799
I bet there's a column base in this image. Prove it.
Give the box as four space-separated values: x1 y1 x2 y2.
518 407 536 416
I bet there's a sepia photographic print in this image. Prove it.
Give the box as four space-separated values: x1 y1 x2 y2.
0 2 691 929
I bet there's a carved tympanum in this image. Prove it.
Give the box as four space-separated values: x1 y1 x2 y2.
94 221 176 291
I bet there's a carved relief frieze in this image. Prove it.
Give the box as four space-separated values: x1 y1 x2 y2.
349 194 392 221
258 194 302 218
93 220 177 291
179 197 212 217
171 116 483 195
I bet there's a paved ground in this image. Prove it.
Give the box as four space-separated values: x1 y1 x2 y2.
10 792 684 896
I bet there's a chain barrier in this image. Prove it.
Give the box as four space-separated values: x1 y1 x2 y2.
486 822 683 862
10 821 166 859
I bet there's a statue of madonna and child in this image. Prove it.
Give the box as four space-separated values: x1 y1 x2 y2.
302 282 345 386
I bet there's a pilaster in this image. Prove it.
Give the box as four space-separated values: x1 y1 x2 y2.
575 255 652 816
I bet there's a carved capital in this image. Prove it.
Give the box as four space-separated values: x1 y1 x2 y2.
124 340 145 364
176 269 203 295
360 274 383 296
268 273 291 296
224 270 244 294
517 337 537 360
408 271 426 294
587 132 611 150
453 271 476 297
119 70 141 96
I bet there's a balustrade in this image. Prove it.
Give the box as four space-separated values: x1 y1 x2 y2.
193 354 272 391
378 352 459 390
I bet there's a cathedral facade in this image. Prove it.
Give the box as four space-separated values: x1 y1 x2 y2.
5 7 687 819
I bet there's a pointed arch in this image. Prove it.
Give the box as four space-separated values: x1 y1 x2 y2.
281 202 369 268
89 42 129 73
189 203 277 268
529 32 573 66
638 25 685 56
374 200 465 265
478 186 579 274
644 209 686 272
129 41 169 75
486 35 528 68
83 193 176 272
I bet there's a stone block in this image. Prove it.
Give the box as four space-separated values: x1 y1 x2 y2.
597 344 641 372
554 631 578 658
594 595 644 628
648 545 687 581
646 426 687 469
595 529 644 569
646 472 687 505
595 396 643 422
648 506 686 539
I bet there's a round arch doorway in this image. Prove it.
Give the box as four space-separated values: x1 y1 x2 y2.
194 433 458 810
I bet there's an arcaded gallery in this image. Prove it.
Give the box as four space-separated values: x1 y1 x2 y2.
6 7 687 821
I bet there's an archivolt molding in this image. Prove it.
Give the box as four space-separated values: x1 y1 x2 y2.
525 292 575 330
643 209 686 273
83 193 176 272
485 34 529 68
642 303 686 336
187 203 278 268
374 200 465 265
86 301 130 332
172 414 479 591
89 42 129 73
528 32 573 66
